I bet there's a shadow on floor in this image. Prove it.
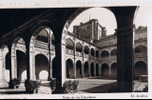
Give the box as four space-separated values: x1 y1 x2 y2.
80 82 118 93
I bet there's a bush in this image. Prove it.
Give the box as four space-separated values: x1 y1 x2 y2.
63 80 79 93
25 80 40 93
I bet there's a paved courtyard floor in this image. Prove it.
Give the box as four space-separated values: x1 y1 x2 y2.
0 79 148 94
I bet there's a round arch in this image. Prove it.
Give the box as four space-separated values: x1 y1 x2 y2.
96 63 99 76
65 38 74 50
76 60 82 78
101 63 109 78
91 63 95 77
66 59 74 79
29 27 55 80
101 51 109 57
111 63 117 79
84 62 89 77
35 54 49 81
84 45 89 54
91 48 95 57
76 42 83 52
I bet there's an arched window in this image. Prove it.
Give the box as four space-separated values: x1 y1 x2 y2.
91 48 95 56
84 46 89 54
101 51 109 57
111 49 117 56
76 42 83 52
65 38 74 50
66 59 74 79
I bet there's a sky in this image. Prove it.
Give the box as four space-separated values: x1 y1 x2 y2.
68 7 149 35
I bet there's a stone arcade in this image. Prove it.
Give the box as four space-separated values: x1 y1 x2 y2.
0 7 148 93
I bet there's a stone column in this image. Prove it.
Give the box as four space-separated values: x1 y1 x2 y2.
29 39 36 80
61 44 66 85
0 49 8 88
29 50 36 80
73 60 77 79
111 7 136 92
11 49 17 80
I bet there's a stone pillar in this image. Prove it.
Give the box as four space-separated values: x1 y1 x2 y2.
117 27 134 92
0 49 8 88
29 39 36 80
111 7 136 92
73 60 77 79
11 49 17 80
61 44 66 85
48 50 52 79
29 50 36 80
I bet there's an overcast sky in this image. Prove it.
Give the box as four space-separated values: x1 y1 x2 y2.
68 6 148 35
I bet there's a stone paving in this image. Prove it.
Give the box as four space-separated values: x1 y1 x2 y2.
0 79 148 94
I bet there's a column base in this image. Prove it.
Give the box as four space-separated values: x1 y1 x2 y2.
0 80 9 88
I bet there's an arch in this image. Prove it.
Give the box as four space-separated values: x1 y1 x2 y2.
84 45 89 54
101 50 109 57
135 45 147 53
101 63 109 78
111 49 117 56
65 38 74 50
96 64 99 76
96 50 99 58
66 59 74 79
84 62 89 77
35 54 49 81
76 42 83 52
135 61 147 76
30 27 55 80
91 48 95 57
12 37 26 53
76 60 82 78
91 63 95 77
111 63 117 79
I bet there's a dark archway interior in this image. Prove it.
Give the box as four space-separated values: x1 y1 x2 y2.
101 64 109 78
35 54 49 81
96 64 99 76
101 51 109 57
84 62 89 77
91 63 94 77
84 46 89 54
16 50 27 82
76 60 82 78
111 63 117 79
91 49 95 57
66 59 74 79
